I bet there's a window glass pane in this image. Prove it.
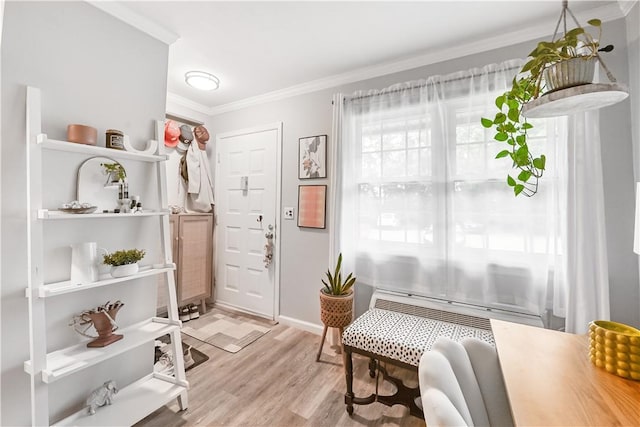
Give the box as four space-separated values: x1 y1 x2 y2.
455 143 484 175
487 142 511 175
408 131 420 148
456 122 485 144
383 151 406 178
420 148 432 176
382 131 405 151
362 133 381 152
362 152 381 179
407 149 419 177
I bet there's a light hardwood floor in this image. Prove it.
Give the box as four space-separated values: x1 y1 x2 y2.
136 307 425 427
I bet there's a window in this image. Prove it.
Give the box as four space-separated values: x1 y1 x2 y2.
340 67 565 316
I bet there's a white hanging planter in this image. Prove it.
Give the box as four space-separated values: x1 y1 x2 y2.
110 263 139 278
543 57 596 92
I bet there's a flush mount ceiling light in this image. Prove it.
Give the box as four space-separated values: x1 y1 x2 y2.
185 71 220 91
521 0 628 118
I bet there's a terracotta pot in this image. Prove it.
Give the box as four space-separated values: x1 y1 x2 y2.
67 124 97 145
87 307 123 348
319 290 354 328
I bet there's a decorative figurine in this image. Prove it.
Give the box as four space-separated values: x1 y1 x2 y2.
86 380 118 415
69 301 125 347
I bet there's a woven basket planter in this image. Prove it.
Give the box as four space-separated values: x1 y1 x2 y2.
319 290 354 328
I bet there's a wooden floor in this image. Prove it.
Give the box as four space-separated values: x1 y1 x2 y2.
136 307 426 427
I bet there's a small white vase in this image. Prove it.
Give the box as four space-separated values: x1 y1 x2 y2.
110 263 139 278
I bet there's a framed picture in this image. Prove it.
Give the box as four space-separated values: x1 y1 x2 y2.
298 135 327 179
298 185 326 229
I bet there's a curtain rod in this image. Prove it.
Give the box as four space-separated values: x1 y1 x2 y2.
344 64 522 103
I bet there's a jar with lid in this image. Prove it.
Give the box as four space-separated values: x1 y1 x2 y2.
106 129 124 150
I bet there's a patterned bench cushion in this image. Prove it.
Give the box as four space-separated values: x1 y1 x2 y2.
342 308 495 367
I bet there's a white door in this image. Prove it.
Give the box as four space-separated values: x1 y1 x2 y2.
215 123 281 319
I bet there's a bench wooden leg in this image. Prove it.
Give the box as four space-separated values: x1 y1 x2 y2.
316 325 328 362
344 346 354 415
368 358 377 378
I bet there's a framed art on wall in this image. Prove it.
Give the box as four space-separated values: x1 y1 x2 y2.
298 135 327 179
298 185 326 229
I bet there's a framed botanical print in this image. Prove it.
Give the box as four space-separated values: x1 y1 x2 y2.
298 185 326 229
298 135 327 179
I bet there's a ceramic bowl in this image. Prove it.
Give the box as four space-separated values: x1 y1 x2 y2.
67 124 97 145
589 320 640 380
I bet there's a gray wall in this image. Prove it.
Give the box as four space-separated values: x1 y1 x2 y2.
209 17 640 330
1 2 169 425
628 3 640 180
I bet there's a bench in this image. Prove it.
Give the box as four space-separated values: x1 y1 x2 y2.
341 305 495 418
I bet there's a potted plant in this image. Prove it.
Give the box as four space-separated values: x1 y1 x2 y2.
481 18 608 197
101 162 126 186
102 248 145 278
317 253 356 361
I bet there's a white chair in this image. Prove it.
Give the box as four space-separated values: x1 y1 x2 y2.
418 337 514 427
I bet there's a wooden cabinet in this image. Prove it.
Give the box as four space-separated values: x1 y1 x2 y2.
171 213 213 312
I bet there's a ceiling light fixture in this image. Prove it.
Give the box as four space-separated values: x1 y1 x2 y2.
185 71 220 91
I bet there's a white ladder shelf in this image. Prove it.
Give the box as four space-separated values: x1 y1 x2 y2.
24 86 189 426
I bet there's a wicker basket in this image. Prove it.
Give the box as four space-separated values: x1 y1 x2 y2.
319 290 353 328
589 320 640 380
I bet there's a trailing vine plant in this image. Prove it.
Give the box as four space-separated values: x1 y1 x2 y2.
481 18 605 197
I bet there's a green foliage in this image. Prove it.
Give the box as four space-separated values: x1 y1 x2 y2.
481 19 603 197
321 253 356 296
101 162 126 181
103 248 145 266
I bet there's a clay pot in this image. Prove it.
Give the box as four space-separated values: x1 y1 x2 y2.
87 307 123 348
67 124 97 145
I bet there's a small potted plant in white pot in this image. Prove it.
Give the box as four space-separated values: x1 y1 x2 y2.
102 248 145 278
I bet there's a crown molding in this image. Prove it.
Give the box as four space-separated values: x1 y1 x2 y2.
618 0 638 16
206 2 625 116
87 1 179 45
166 92 211 116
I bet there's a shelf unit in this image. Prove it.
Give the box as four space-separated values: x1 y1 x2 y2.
29 264 175 298
24 87 188 426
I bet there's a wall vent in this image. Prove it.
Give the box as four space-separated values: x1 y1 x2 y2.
374 298 492 330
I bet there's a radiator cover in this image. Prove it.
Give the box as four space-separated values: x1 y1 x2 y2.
370 290 544 328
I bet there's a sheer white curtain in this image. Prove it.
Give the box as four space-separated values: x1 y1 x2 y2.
336 59 571 319
555 110 610 333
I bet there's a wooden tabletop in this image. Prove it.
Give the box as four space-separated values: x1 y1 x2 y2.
491 319 640 426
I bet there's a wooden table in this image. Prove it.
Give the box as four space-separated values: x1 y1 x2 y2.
491 319 640 426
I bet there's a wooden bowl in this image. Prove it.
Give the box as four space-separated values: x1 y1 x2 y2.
67 124 97 145
589 320 640 380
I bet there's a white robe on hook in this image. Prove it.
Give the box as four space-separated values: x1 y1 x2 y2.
180 142 214 213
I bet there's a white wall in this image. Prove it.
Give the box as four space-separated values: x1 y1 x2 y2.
1 2 169 425
209 17 640 330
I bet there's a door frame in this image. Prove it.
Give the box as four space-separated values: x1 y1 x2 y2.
214 121 283 320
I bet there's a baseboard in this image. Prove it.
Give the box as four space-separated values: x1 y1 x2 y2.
213 301 275 323
277 315 324 336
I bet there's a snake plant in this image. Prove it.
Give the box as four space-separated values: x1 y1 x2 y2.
321 253 356 296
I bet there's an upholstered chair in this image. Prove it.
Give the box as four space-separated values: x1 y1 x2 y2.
418 337 513 427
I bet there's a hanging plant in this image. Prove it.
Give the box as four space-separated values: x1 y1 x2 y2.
481 18 607 197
